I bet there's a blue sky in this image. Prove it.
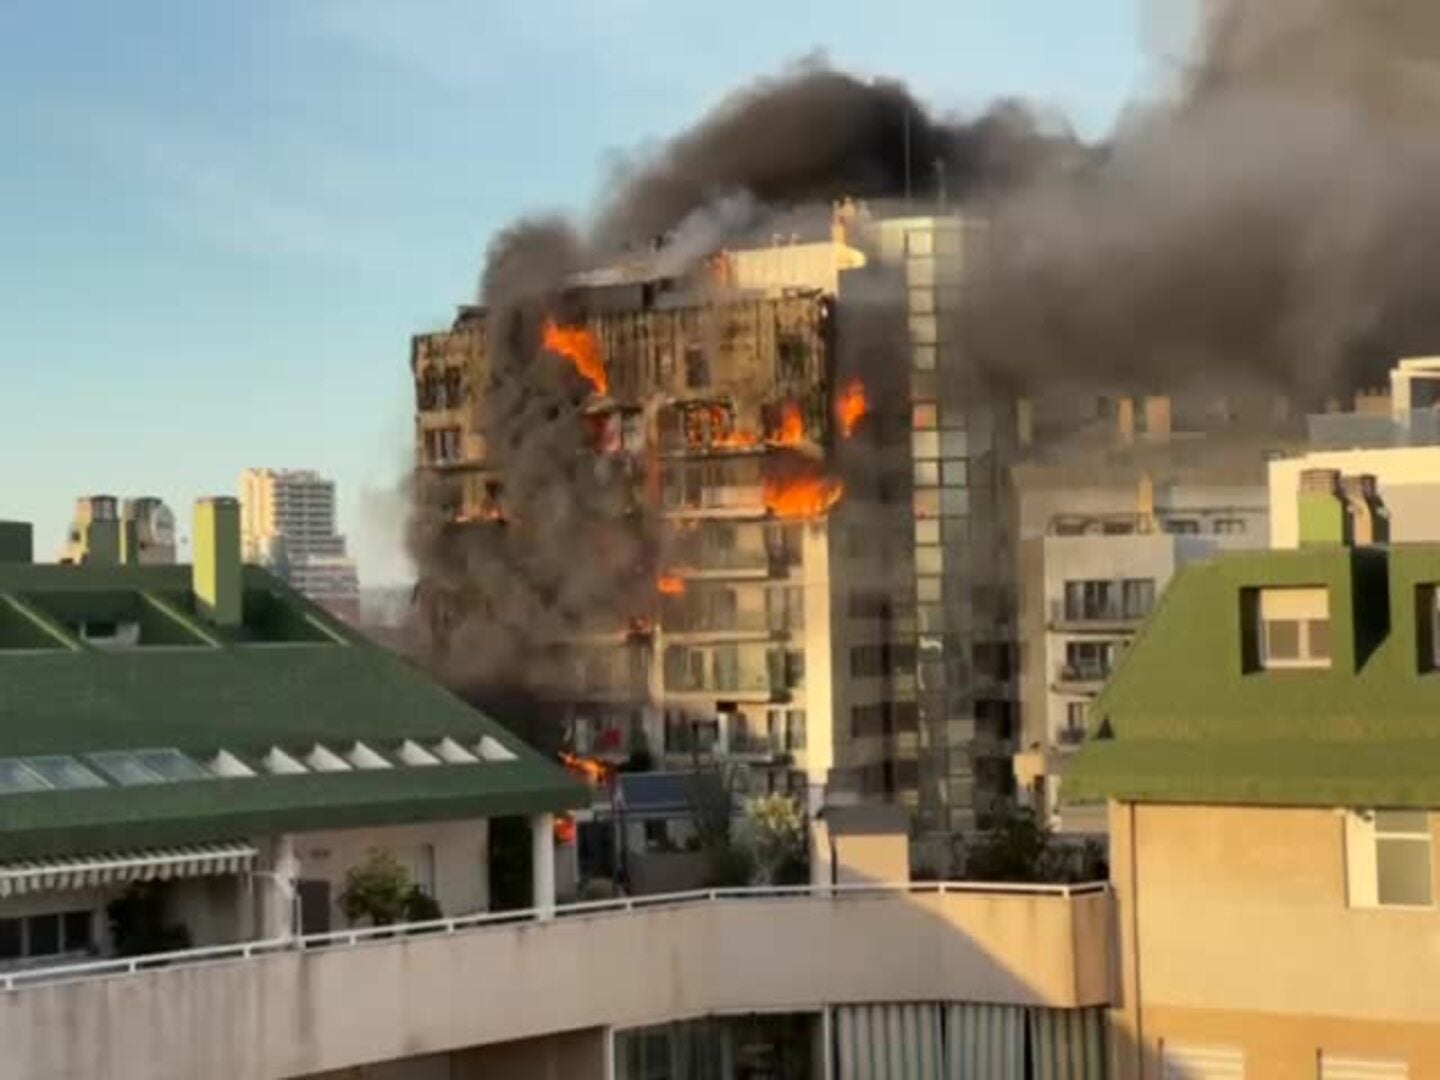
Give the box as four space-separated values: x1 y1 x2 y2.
0 1 1162 584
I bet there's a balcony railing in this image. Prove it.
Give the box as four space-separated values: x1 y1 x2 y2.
1048 599 1148 625
663 611 771 635
1055 661 1111 684
0 879 1110 993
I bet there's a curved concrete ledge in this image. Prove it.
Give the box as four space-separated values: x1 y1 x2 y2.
0 886 1111 1080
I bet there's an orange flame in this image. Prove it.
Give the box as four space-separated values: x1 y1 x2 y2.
763 474 844 519
542 319 607 395
554 814 577 845
704 404 759 449
657 574 686 596
836 379 868 438
769 402 804 446
559 751 612 786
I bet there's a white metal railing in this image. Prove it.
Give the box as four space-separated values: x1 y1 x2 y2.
0 879 1108 993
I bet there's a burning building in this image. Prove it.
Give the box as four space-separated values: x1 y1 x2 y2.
411 200 1035 846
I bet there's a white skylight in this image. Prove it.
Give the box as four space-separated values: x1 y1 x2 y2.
305 744 352 773
260 747 308 776
134 749 211 782
89 748 210 786
346 741 392 770
433 737 479 764
23 756 106 790
207 750 256 778
0 760 50 794
397 740 440 767
89 750 164 786
477 736 518 763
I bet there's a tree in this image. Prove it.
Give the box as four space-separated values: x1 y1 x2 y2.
958 808 1108 884
339 850 412 926
742 794 807 886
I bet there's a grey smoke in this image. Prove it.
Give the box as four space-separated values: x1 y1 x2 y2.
411 0 1440 696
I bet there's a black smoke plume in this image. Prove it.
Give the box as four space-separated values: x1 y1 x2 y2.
410 0 1440 696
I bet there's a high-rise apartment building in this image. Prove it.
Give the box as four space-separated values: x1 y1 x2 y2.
411 202 1032 850
238 468 360 623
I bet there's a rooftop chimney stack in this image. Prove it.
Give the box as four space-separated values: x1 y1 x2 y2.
1297 469 1349 547
193 498 242 627
1143 396 1172 441
1340 474 1390 546
0 523 33 564
1115 397 1136 447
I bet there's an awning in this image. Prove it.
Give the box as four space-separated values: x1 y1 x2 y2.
0 842 258 898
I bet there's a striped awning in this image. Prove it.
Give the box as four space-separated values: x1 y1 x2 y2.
0 842 258 897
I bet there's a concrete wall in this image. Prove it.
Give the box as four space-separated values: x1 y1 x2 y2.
0 888 1111 1080
1270 447 1440 547
302 1028 606 1080
289 818 490 929
1110 802 1440 1079
832 834 909 885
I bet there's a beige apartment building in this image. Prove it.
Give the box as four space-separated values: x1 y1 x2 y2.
1069 472 1440 1078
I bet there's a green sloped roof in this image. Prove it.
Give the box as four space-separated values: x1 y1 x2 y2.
1066 544 1440 807
0 563 586 857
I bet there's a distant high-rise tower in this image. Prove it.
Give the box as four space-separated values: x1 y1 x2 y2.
239 468 360 623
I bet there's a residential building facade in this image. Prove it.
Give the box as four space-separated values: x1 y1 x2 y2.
0 497 581 972
1012 433 1274 832
239 467 361 623
412 203 1030 856
1068 473 1440 1076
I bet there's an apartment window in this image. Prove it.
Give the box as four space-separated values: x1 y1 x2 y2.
912 431 940 460
1346 809 1434 908
777 337 808 381
1063 702 1087 744
1163 518 1200 535
1319 1053 1408 1079
683 344 708 389
912 345 936 372
912 402 937 430
0 909 94 961
785 709 806 751
1122 579 1156 619
914 461 939 487
1064 640 1118 681
1257 587 1332 669
1213 517 1246 535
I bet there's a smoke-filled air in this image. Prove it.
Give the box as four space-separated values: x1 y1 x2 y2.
409 0 1440 701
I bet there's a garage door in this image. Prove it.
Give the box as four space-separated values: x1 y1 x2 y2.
1320 1055 1408 1080
1161 1043 1244 1080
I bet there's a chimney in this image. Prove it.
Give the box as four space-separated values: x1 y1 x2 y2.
80 495 120 566
1143 396 1172 440
1340 474 1390 546
1116 397 1136 447
0 522 33 564
193 498 242 627
1297 469 1349 546
1137 471 1156 532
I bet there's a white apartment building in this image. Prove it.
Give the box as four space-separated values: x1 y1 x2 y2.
239 468 360 622
1013 449 1272 832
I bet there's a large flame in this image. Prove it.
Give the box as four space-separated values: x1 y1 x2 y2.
657 574 686 596
763 474 844 519
769 401 804 446
559 751 612 786
542 319 607 395
835 379 868 438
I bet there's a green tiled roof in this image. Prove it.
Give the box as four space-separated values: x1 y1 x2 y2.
0 563 586 858
1066 544 1440 808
